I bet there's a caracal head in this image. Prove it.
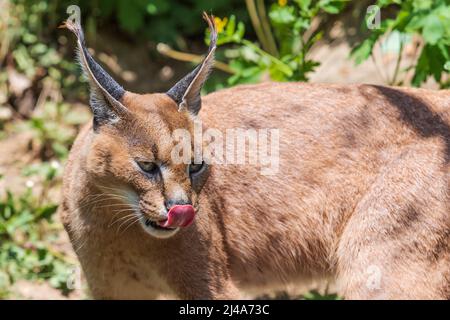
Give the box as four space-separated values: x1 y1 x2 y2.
64 13 217 238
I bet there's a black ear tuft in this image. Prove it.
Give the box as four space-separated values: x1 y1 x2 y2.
167 13 217 116
63 18 128 129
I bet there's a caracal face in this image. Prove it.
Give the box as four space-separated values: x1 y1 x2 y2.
64 13 217 239
84 93 209 239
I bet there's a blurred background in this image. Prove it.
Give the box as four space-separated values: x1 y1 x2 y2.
0 0 448 299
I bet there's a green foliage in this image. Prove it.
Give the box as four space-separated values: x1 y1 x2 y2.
16 101 89 161
0 1 84 298
1 0 83 97
351 0 450 87
65 0 248 44
211 0 347 85
302 290 342 300
4 0 248 45
0 170 73 298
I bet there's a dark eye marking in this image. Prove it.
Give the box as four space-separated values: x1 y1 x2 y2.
189 161 205 176
137 161 159 175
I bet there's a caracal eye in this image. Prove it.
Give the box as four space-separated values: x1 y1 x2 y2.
189 161 204 175
137 161 158 174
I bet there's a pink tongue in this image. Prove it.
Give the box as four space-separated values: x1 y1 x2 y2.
159 205 195 228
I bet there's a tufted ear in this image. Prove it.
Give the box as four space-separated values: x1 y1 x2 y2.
63 18 129 130
166 13 217 116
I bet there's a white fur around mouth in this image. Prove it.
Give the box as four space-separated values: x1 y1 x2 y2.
138 216 179 239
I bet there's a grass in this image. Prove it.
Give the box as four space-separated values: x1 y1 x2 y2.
0 173 75 298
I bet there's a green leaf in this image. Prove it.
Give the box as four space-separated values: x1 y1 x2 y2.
215 16 246 46
351 36 378 65
226 15 236 36
422 15 444 45
293 17 310 32
22 33 37 44
413 0 433 11
321 4 340 14
444 61 450 71
412 47 430 86
269 6 296 25
378 0 402 7
36 204 58 220
51 142 68 159
303 290 341 300
295 0 312 12
318 0 346 14
406 14 426 32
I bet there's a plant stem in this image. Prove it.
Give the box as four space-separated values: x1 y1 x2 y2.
245 0 271 54
371 42 390 85
406 39 422 85
156 43 235 74
256 0 279 57
391 38 404 85
241 39 292 76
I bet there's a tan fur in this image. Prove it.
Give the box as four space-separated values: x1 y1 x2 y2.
61 82 450 299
